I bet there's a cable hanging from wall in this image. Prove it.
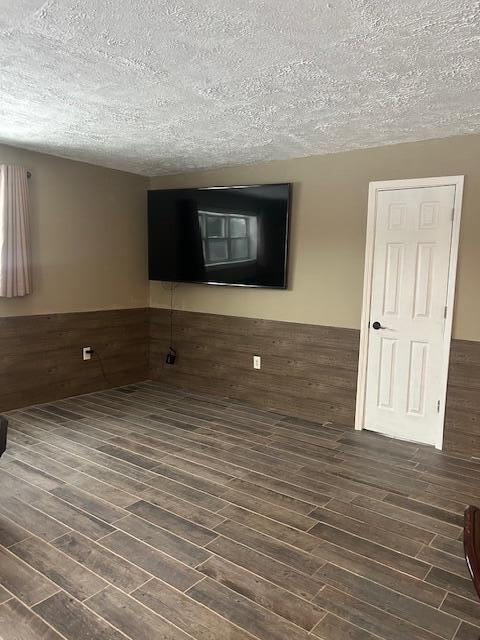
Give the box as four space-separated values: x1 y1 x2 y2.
162 281 178 365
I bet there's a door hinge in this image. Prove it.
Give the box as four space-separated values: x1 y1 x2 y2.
444 306 447 319
437 400 441 413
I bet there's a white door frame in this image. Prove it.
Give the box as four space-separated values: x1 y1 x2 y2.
355 175 464 450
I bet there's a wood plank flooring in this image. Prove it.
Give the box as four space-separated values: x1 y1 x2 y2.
1 380 479 639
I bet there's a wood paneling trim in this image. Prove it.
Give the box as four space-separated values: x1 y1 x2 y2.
149 308 360 425
0 308 148 411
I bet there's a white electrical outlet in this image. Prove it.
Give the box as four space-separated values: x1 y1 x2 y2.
253 355 261 370
82 347 92 361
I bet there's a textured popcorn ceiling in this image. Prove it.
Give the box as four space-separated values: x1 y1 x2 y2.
1 1 480 176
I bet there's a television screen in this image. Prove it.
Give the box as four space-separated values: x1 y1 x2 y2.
148 183 291 288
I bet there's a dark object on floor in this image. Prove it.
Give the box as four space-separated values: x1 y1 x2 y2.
0 415 8 458
464 505 480 601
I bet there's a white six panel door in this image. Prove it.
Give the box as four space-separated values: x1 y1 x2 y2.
364 185 455 446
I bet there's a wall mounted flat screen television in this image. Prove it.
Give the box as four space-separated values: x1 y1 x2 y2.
148 183 291 288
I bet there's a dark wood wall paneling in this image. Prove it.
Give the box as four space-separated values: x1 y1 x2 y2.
150 308 480 458
1 306 479 458
149 308 360 425
444 338 480 457
0 308 148 412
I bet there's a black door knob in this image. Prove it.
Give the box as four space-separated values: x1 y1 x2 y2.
372 321 382 330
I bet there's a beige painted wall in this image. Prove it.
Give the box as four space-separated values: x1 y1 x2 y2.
0 144 148 317
150 133 480 341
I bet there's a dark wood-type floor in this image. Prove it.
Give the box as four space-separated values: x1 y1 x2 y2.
1 381 479 639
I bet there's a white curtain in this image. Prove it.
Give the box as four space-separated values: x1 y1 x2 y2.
0 164 32 297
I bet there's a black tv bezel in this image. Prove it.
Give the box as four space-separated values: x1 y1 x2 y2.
148 182 292 289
